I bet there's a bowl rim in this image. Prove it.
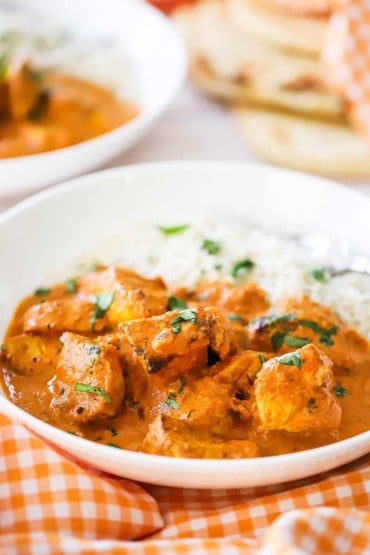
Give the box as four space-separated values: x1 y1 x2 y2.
1 158 369 221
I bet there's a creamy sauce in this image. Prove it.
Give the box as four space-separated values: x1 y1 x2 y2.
1 267 369 458
0 65 139 157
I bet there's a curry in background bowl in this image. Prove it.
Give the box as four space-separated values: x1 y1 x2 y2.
0 61 139 158
0 8 139 158
0 1 186 196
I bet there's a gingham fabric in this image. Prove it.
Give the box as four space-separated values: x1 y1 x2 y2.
324 0 370 142
1 412 369 555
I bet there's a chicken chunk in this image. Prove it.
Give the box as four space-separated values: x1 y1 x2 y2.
97 331 149 403
255 344 342 433
157 374 252 433
120 306 244 381
174 280 269 323
6 62 45 120
212 349 265 389
23 298 110 334
247 294 370 372
77 266 168 323
51 332 124 423
1 334 58 375
142 415 259 458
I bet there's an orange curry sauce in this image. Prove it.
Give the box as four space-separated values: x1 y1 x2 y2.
1 265 369 458
0 63 139 157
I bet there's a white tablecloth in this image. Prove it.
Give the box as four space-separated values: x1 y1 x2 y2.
1 85 370 213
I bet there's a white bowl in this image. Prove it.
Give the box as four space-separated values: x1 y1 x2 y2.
0 0 186 197
0 161 369 489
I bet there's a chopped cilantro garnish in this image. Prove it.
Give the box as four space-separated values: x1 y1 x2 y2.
106 426 118 437
334 383 349 397
90 290 115 331
271 331 286 351
66 278 77 294
95 290 115 312
165 391 180 410
214 263 223 271
201 238 221 255
277 352 302 369
168 295 187 310
178 376 185 394
258 353 266 364
230 258 255 278
170 309 197 334
106 442 121 448
252 312 296 330
158 224 190 235
228 313 247 325
283 335 311 348
307 397 318 413
298 319 339 347
85 344 101 357
74 383 111 403
0 55 7 79
28 88 51 120
34 287 51 296
310 267 328 283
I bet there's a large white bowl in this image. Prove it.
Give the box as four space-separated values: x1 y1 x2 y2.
0 0 186 197
0 161 369 489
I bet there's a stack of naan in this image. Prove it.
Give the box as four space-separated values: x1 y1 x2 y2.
173 0 370 176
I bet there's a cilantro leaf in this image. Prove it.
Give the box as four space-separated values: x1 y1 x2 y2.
90 290 115 331
170 309 197 334
85 344 101 357
168 295 187 310
230 258 255 278
334 383 349 397
34 287 51 296
228 313 247 324
277 352 302 369
284 335 311 347
66 278 77 294
74 383 111 403
158 224 190 235
165 391 179 410
310 267 328 282
201 238 221 255
271 331 286 351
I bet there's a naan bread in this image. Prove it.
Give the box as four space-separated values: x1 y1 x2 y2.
226 0 327 58
235 109 370 176
173 0 343 119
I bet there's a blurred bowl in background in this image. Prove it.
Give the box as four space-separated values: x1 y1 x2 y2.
0 0 186 197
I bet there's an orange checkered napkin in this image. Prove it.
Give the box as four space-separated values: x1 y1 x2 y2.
263 0 331 15
324 0 370 142
1 412 370 554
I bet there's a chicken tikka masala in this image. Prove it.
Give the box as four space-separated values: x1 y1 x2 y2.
0 60 139 157
1 264 369 459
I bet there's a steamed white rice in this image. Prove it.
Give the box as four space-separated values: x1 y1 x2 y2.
75 216 370 338
0 8 137 101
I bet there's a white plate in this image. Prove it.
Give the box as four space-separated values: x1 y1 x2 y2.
0 0 186 197
0 161 369 489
